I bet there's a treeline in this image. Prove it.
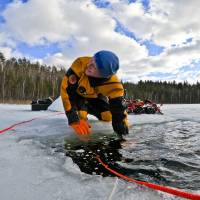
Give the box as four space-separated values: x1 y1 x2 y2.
1 52 200 104
124 80 200 104
0 52 66 103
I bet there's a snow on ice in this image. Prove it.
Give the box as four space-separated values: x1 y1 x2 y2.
0 98 200 200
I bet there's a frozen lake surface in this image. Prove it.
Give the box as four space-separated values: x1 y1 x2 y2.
0 101 200 200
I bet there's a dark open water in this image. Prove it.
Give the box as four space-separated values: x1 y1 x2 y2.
42 119 200 194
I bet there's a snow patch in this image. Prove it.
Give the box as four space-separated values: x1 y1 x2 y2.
48 96 64 112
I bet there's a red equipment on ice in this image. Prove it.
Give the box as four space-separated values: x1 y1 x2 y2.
126 99 163 115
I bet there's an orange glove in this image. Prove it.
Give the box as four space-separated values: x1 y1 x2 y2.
70 119 91 135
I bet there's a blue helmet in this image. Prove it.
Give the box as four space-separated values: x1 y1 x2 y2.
93 50 119 78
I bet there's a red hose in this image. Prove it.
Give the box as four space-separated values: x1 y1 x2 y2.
96 155 200 200
0 118 37 134
1 112 199 200
0 112 64 135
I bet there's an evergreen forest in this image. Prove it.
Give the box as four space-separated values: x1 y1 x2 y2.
0 52 200 104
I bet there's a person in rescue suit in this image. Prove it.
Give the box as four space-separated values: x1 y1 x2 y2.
60 50 129 139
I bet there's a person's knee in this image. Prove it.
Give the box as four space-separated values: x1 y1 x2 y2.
100 111 112 122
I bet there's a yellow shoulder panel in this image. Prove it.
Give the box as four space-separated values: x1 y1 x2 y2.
109 74 121 82
70 57 91 77
60 76 71 112
96 75 124 99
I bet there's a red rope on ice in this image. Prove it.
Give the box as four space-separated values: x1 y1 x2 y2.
96 155 200 200
0 112 64 135
1 112 199 200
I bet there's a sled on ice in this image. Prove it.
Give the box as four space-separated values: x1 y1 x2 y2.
125 99 163 115
31 96 54 111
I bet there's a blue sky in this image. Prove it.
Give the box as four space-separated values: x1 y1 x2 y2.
114 20 164 56
0 0 162 58
17 42 61 59
0 0 12 23
0 0 200 83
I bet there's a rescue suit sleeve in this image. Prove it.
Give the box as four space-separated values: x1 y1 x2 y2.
61 75 90 134
60 72 79 125
109 96 129 137
61 57 93 126
60 75 72 112
96 76 129 136
60 57 92 135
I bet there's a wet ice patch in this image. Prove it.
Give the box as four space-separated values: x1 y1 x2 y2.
1 104 200 200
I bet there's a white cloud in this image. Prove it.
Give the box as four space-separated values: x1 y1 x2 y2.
0 32 24 59
0 46 12 58
43 52 71 67
102 0 200 82
111 0 200 47
2 0 147 64
1 0 200 83
3 0 71 44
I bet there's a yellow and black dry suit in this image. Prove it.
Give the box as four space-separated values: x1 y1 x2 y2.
60 57 129 136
